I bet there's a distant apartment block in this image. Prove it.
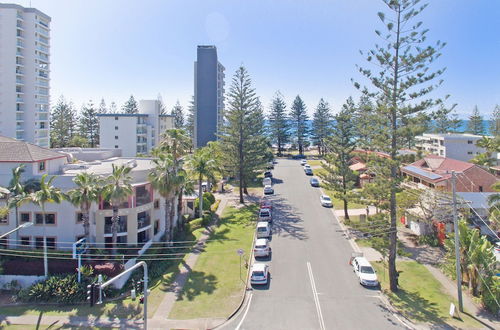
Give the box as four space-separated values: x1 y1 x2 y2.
98 100 174 157
194 45 225 148
415 133 493 162
0 4 51 147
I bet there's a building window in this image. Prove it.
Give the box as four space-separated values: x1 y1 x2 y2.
35 213 56 225
467 151 473 155
115 145 119 149
76 212 84 223
115 135 118 140
38 161 46 171
20 212 31 223
40 122 45 129
154 199 160 209
479 186 483 192
0 236 7 249
115 116 119 120
467 140 473 144
154 219 160 235
20 236 31 247
0 212 8 224
35 237 56 249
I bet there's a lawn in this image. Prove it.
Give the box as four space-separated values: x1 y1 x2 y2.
321 186 366 209
0 227 207 321
373 260 482 328
306 159 323 167
169 205 257 319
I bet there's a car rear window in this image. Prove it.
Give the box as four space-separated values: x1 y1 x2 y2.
260 210 270 216
253 271 264 277
361 266 375 274
257 227 267 232
255 244 266 249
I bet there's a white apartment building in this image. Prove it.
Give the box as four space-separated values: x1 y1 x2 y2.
415 133 493 162
98 100 174 157
0 4 51 147
0 136 177 250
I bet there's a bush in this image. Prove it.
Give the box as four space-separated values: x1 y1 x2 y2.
211 199 221 213
418 234 439 247
204 192 215 205
17 274 86 303
188 218 204 232
195 195 213 212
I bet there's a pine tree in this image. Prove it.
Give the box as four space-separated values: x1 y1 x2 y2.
353 95 383 150
489 105 500 137
122 95 138 114
219 66 268 203
289 95 309 155
109 101 118 113
98 98 107 114
467 106 485 135
432 104 461 133
186 96 195 149
319 99 357 219
50 96 78 148
171 101 185 128
355 0 446 292
157 94 167 115
400 112 432 148
311 98 332 156
268 91 290 156
79 100 99 147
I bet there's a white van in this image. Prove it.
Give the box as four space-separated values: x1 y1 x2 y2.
256 221 271 238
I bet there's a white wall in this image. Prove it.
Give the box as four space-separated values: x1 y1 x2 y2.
444 138 486 162
99 116 138 157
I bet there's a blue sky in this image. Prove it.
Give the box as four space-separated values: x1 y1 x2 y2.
11 0 500 118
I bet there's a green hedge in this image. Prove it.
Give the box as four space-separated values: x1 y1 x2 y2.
17 274 87 303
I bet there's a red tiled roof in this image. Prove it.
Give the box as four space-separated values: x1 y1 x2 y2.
402 155 476 183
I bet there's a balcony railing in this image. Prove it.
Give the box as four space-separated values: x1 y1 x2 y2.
38 44 49 53
137 214 151 229
38 71 48 78
39 20 49 28
37 27 49 36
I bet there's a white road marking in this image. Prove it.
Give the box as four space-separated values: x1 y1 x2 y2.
306 262 326 330
235 292 253 330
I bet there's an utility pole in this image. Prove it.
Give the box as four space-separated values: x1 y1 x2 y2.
451 171 464 312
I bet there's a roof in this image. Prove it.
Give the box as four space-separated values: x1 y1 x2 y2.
251 263 267 271
62 158 155 176
97 113 148 117
349 162 367 172
257 221 269 227
401 155 476 183
0 136 66 162
354 257 372 266
419 133 490 139
255 238 268 245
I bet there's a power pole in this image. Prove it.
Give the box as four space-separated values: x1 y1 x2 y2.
451 171 464 312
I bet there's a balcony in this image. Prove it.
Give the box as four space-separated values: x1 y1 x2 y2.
38 53 49 61
16 114 24 121
137 211 151 230
16 97 23 103
38 71 49 78
37 44 49 53
39 20 49 28
16 67 24 75
104 216 128 234
16 40 24 48
37 79 49 87
16 77 23 84
37 27 49 36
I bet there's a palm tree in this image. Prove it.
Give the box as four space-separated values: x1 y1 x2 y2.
187 148 217 218
6 165 27 244
488 181 500 232
101 164 133 255
67 172 102 243
21 174 64 277
149 153 184 241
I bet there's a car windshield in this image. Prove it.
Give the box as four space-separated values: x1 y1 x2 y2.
323 196 331 201
255 245 266 249
260 211 270 216
258 227 267 232
361 266 375 274
253 271 264 277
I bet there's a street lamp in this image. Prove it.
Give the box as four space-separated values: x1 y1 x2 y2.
0 221 33 239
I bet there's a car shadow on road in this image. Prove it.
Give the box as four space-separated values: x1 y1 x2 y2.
271 177 284 185
269 196 308 240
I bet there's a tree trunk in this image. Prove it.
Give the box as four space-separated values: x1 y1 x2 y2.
15 206 19 245
343 176 349 220
177 188 184 230
198 176 203 218
83 211 90 242
111 206 119 255
42 206 48 277
170 195 177 241
164 198 170 242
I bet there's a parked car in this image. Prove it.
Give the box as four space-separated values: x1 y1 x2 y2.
256 221 272 238
254 238 272 258
263 177 272 186
264 171 273 178
303 164 311 170
260 198 273 210
300 159 307 166
266 162 274 170
304 168 313 176
352 257 379 287
264 185 274 195
495 241 500 254
292 154 306 159
310 177 320 187
259 208 273 223
320 194 333 207
250 263 270 285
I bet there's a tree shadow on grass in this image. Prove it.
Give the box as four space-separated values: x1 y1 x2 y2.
388 289 454 327
175 271 217 302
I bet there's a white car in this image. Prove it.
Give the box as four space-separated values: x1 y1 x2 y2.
304 164 311 170
259 208 273 223
320 194 333 207
352 257 379 287
250 263 270 285
300 159 307 166
254 238 271 258
264 185 274 195
262 177 272 186
256 221 272 238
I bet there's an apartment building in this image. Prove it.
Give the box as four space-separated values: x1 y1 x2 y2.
0 136 175 249
415 133 492 162
98 100 174 157
194 45 225 148
0 4 51 147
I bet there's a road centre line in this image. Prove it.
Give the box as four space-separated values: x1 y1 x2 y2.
307 261 326 330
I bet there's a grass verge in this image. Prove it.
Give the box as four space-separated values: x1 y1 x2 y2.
169 204 257 319
373 260 482 328
321 186 366 209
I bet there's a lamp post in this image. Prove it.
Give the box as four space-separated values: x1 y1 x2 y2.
0 222 33 239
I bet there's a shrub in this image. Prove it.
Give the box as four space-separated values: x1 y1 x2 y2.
195 195 212 212
17 274 86 303
203 192 216 205
211 199 221 213
188 218 203 232
202 211 213 226
418 234 439 247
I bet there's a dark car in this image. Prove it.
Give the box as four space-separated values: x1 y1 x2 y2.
264 171 273 178
266 162 274 170
305 168 313 176
292 154 306 159
310 177 320 187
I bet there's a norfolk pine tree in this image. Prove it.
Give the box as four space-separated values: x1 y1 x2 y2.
467 106 485 135
268 91 289 156
98 98 107 114
432 103 461 133
489 105 500 137
79 100 99 147
122 95 138 114
290 95 309 155
186 96 196 151
320 98 357 220
157 93 167 115
50 96 78 147
171 101 185 128
219 66 268 204
353 95 381 151
312 98 333 156
355 0 446 292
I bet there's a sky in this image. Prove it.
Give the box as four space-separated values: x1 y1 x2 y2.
8 0 500 118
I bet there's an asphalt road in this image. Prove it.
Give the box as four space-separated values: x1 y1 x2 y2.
222 158 405 330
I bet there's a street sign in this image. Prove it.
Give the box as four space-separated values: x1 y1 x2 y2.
72 238 87 259
237 248 244 256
